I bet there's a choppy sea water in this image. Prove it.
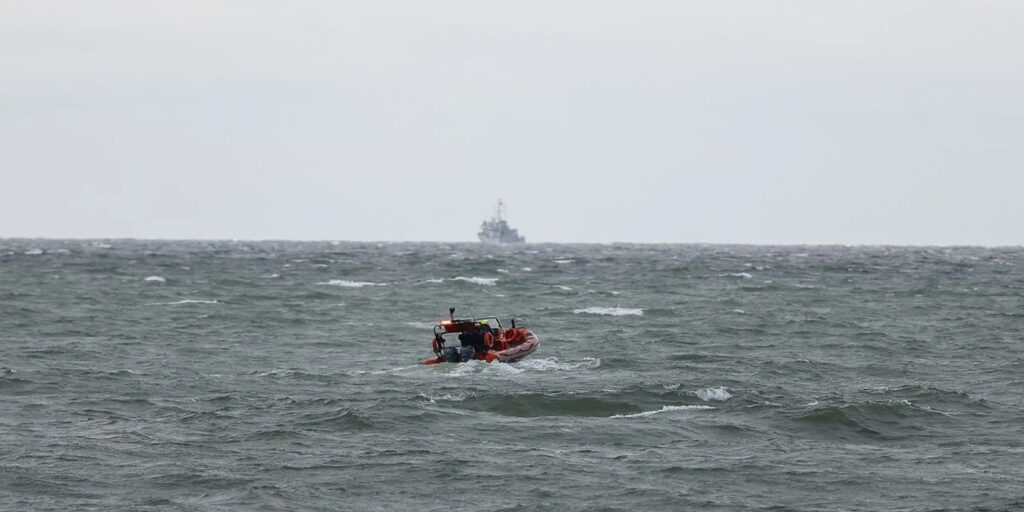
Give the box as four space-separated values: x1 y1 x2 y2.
2 240 1023 511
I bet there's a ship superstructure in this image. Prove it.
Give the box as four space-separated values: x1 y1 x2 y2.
477 200 525 244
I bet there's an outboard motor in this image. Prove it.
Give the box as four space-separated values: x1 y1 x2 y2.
442 347 460 363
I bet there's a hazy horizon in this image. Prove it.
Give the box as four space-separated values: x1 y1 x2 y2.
3 1 1022 245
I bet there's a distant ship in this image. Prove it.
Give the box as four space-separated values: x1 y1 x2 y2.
478 200 525 244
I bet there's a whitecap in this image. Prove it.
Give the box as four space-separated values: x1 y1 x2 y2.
725 272 753 279
318 279 387 288
521 267 533 272
496 269 509 274
452 276 498 286
553 259 574 264
420 392 468 403
144 276 166 282
612 405 714 418
515 357 600 371
696 387 732 401
24 249 43 255
573 307 643 316
406 321 436 329
424 278 445 284
555 285 573 291
361 365 420 375
145 299 219 306
262 273 280 278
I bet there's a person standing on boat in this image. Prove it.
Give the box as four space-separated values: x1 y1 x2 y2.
457 320 496 362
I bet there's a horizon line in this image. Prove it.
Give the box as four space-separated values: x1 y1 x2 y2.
1 236 1021 249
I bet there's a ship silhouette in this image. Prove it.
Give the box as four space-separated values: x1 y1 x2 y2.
477 200 525 244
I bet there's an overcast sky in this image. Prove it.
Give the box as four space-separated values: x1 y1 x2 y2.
1 1 1022 244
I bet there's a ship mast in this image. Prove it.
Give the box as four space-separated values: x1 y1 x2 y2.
495 199 506 221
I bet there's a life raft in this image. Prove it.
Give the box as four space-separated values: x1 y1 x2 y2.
423 312 539 364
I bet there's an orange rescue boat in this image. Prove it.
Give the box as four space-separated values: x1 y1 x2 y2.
423 308 540 364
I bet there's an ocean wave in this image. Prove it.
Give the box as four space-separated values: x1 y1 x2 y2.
611 405 715 418
406 321 436 329
723 272 753 279
144 276 166 282
318 279 387 287
452 276 498 286
294 408 374 431
514 357 601 371
419 392 469 403
793 399 944 439
446 359 523 377
573 307 643 316
696 387 732 401
454 391 647 417
145 299 219 306
24 249 43 255
554 285 573 291
348 365 421 376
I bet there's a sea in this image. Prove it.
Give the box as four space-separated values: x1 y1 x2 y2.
1 240 1022 511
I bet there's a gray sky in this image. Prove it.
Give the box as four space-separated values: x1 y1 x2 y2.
2 1 1022 244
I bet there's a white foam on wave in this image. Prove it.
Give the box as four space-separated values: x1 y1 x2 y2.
419 392 469 403
517 357 601 371
521 267 532 272
24 249 43 255
573 307 643 316
145 299 219 306
555 285 573 291
496 269 509 274
144 276 166 282
406 321 436 329
424 278 445 283
446 360 504 376
696 387 732 401
355 364 420 376
319 279 387 288
553 259 574 264
442 360 525 377
612 405 714 418
452 276 498 286
725 272 753 279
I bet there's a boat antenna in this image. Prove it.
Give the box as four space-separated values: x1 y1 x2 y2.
449 307 456 321
511 318 516 328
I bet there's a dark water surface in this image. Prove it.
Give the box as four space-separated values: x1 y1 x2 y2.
2 240 1023 511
